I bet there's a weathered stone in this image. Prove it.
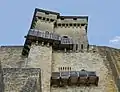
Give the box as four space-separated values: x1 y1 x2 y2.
3 68 41 92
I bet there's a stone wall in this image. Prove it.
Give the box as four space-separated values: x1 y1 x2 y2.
0 46 27 68
20 77 37 92
3 68 41 92
32 9 88 51
55 18 88 50
51 51 117 92
0 61 4 92
35 10 58 32
27 44 52 92
97 46 120 92
0 45 119 92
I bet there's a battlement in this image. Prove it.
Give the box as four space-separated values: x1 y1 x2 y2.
56 16 88 27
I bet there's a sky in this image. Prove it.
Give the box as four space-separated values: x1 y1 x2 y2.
0 0 120 48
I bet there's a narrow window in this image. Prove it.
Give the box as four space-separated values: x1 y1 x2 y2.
54 22 57 27
70 23 72 26
61 17 64 20
77 24 80 26
38 16 42 19
74 24 76 26
63 36 68 38
62 24 65 26
85 25 87 31
87 44 89 51
43 17 45 20
76 44 78 50
58 23 61 26
46 18 49 21
50 19 54 22
73 18 77 20
81 24 85 26
81 44 83 49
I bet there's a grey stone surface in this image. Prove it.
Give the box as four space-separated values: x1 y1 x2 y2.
27 45 52 92
0 61 4 92
1 9 119 92
51 51 116 92
3 68 41 92
20 77 37 92
0 45 118 92
0 46 27 68
34 10 88 51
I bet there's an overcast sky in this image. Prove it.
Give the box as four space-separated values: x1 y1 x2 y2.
0 0 120 48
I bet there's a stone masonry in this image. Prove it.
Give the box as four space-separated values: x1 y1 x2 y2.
27 44 52 92
0 46 118 92
0 8 120 92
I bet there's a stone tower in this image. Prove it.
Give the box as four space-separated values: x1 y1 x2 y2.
0 8 119 92
22 8 89 56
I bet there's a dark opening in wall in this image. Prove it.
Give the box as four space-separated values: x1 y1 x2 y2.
81 24 85 26
54 22 57 27
74 24 76 26
66 24 68 26
73 18 77 20
76 44 78 50
85 25 87 31
58 24 61 26
70 24 72 26
62 24 65 26
50 19 54 22
81 44 83 49
43 17 45 20
87 44 89 51
77 24 80 26
63 36 68 38
46 18 49 21
38 16 42 19
61 18 64 20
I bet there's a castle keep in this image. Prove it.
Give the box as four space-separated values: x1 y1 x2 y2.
22 8 89 56
0 8 120 92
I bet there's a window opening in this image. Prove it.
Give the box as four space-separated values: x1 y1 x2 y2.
70 24 72 26
43 17 45 20
73 18 77 20
81 24 85 26
81 44 83 49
